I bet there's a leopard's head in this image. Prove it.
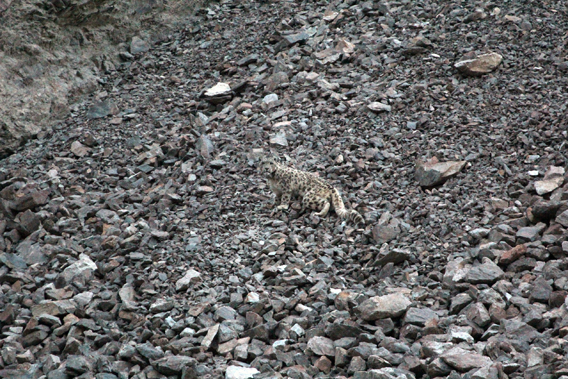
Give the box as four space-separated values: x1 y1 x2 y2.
259 156 279 177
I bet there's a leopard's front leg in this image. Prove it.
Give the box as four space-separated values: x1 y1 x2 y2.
276 191 292 210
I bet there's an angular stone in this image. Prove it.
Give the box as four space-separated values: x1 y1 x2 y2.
204 82 231 97
86 100 112 119
353 368 416 379
531 200 561 221
556 209 568 228
450 293 473 314
404 307 438 326
463 302 491 327
415 158 467 187
441 347 492 371
152 355 196 375
130 36 150 54
306 336 335 356
265 71 289 92
516 223 546 241
348 356 367 374
534 166 565 195
118 283 137 310
455 52 503 76
176 269 201 291
314 355 332 373
61 253 97 284
529 277 552 303
14 210 40 236
70 141 90 157
66 355 92 374
325 323 363 340
465 258 504 284
136 343 165 361
150 298 174 313
283 31 311 45
201 324 220 349
357 293 412 321
499 244 526 265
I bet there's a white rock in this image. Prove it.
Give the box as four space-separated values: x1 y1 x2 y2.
245 292 260 303
225 366 259 379
368 102 392 112
204 82 231 97
176 269 201 291
263 94 278 104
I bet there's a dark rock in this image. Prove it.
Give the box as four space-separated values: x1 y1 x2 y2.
152 355 196 375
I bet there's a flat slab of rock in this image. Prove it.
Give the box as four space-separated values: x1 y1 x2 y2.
367 102 391 112
404 307 438 326
357 293 411 321
415 157 466 187
176 269 201 291
306 336 335 356
465 257 504 284
534 166 565 195
152 355 196 375
204 82 231 97
455 52 503 76
441 347 492 371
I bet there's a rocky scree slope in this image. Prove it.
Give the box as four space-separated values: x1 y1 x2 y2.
1 0 568 379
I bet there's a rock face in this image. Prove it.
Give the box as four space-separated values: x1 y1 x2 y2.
1 1 568 379
0 0 202 158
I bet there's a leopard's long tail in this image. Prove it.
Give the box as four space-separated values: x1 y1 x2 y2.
331 188 365 225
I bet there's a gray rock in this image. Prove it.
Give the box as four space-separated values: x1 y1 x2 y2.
65 355 93 374
415 158 466 187
454 52 503 76
118 283 137 310
283 30 311 45
357 293 412 321
556 209 568 228
463 302 491 327
150 298 174 313
441 347 492 371
86 100 112 119
516 223 546 241
61 254 97 284
353 368 416 379
529 277 552 303
465 257 504 284
449 293 473 314
201 324 220 348
130 36 150 54
96 209 120 224
70 140 90 157
534 166 565 195
265 71 289 92
14 209 40 236
403 307 438 326
367 102 392 112
136 343 165 361
176 269 201 291
152 355 196 375
306 336 335 356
